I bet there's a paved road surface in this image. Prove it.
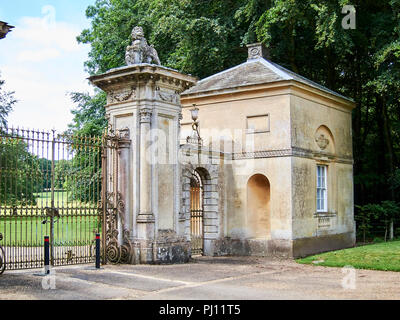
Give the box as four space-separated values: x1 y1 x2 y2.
0 256 399 300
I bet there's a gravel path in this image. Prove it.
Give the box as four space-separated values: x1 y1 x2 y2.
0 256 399 300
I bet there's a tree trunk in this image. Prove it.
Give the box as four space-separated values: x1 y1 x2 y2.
381 96 397 200
375 96 388 202
353 51 363 205
390 220 394 240
384 223 387 242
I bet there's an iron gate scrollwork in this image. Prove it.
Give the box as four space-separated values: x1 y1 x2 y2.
100 125 133 265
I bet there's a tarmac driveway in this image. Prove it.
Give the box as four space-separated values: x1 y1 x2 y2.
0 256 399 300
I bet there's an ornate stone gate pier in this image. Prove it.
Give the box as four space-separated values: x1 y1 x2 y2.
90 29 197 263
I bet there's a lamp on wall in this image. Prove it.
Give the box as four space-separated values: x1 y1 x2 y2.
187 104 202 145
190 104 200 136
189 104 202 164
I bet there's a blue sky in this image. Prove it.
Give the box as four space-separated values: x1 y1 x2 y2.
0 1 96 131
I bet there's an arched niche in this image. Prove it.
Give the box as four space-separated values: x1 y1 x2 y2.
247 174 271 239
315 125 335 154
180 163 220 256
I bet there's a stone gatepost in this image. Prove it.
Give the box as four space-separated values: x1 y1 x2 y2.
90 34 197 263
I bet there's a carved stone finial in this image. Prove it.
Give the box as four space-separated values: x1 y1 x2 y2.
125 26 161 65
246 43 270 61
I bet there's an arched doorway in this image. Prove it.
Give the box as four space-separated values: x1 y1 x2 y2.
190 170 204 255
247 174 271 239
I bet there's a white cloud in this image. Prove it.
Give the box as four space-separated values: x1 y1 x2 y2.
12 16 81 55
0 12 94 131
3 64 92 131
17 48 61 62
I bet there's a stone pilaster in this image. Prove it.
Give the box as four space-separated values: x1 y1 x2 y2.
137 107 154 221
90 64 197 264
116 128 131 245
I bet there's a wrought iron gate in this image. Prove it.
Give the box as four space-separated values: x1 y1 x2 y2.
190 170 204 256
0 127 105 270
100 126 133 265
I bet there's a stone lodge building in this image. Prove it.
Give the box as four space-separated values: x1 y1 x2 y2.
90 33 355 263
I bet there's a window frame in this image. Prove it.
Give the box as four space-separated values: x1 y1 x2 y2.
316 165 328 213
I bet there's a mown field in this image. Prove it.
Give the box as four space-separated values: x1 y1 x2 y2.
297 240 400 272
0 191 101 247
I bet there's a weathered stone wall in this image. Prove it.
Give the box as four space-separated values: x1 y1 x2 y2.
180 87 294 257
223 157 292 242
289 89 353 159
289 91 355 256
181 89 292 153
180 82 355 258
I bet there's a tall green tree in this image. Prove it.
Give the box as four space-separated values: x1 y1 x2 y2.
254 0 400 208
63 92 106 203
70 0 400 230
77 0 255 79
0 73 17 127
0 137 43 205
67 91 107 137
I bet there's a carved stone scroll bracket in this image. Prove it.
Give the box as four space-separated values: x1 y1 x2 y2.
116 127 131 151
103 123 131 150
118 127 130 140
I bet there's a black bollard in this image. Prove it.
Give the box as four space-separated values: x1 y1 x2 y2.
95 234 100 269
44 236 50 274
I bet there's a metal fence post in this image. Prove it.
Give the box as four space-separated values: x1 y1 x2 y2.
44 236 50 274
95 234 101 269
50 130 56 266
101 137 107 265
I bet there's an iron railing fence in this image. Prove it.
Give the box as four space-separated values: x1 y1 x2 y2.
355 217 400 243
0 127 103 270
356 218 400 243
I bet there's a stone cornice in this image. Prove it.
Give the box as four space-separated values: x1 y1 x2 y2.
179 144 353 164
232 147 353 164
233 149 292 159
89 64 197 93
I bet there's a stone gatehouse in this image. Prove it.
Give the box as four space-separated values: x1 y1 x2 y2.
90 28 355 263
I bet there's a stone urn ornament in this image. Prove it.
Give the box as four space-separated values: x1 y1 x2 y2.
125 26 161 65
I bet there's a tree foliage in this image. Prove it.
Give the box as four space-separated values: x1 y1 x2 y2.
0 73 17 127
62 149 102 203
0 137 42 206
63 92 106 203
69 0 400 231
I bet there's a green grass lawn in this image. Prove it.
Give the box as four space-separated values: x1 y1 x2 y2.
296 240 400 272
0 191 101 246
